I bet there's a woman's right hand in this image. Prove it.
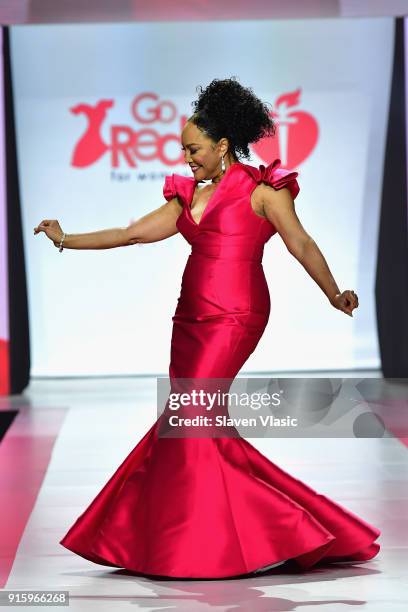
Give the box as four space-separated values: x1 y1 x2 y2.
34 219 64 247
331 290 359 317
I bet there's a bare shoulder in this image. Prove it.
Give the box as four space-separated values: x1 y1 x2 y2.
251 183 295 219
250 183 280 219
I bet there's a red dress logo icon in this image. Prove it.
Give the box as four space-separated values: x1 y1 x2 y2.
70 100 114 167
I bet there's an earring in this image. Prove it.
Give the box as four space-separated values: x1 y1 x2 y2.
221 155 226 172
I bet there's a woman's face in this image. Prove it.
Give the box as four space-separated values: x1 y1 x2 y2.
181 121 233 181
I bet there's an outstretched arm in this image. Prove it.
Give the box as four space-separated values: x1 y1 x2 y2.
258 184 359 317
34 197 183 250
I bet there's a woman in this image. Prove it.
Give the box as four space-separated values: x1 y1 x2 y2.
34 78 380 579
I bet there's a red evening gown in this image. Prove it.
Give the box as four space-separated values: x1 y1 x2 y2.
59 159 381 578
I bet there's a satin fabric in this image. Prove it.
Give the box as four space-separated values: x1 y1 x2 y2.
59 159 380 578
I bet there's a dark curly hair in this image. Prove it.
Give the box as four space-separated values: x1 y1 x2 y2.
189 76 276 161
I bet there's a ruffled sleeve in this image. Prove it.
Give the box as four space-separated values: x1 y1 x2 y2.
248 159 300 200
163 173 195 207
163 174 177 201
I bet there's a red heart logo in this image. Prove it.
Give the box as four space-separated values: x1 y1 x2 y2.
251 89 319 170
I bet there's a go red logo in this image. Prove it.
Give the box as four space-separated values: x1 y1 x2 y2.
70 89 317 170
70 93 188 168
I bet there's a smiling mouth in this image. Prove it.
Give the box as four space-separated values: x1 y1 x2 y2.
190 166 200 172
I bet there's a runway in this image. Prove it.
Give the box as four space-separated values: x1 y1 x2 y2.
1 372 406 611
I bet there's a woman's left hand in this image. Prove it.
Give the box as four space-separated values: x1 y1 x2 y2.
331 290 359 317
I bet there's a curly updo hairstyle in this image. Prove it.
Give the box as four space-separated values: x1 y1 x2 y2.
189 77 276 161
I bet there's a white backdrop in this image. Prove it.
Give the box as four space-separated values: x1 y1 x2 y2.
11 18 393 376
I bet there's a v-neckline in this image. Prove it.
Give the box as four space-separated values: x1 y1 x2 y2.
187 162 241 227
